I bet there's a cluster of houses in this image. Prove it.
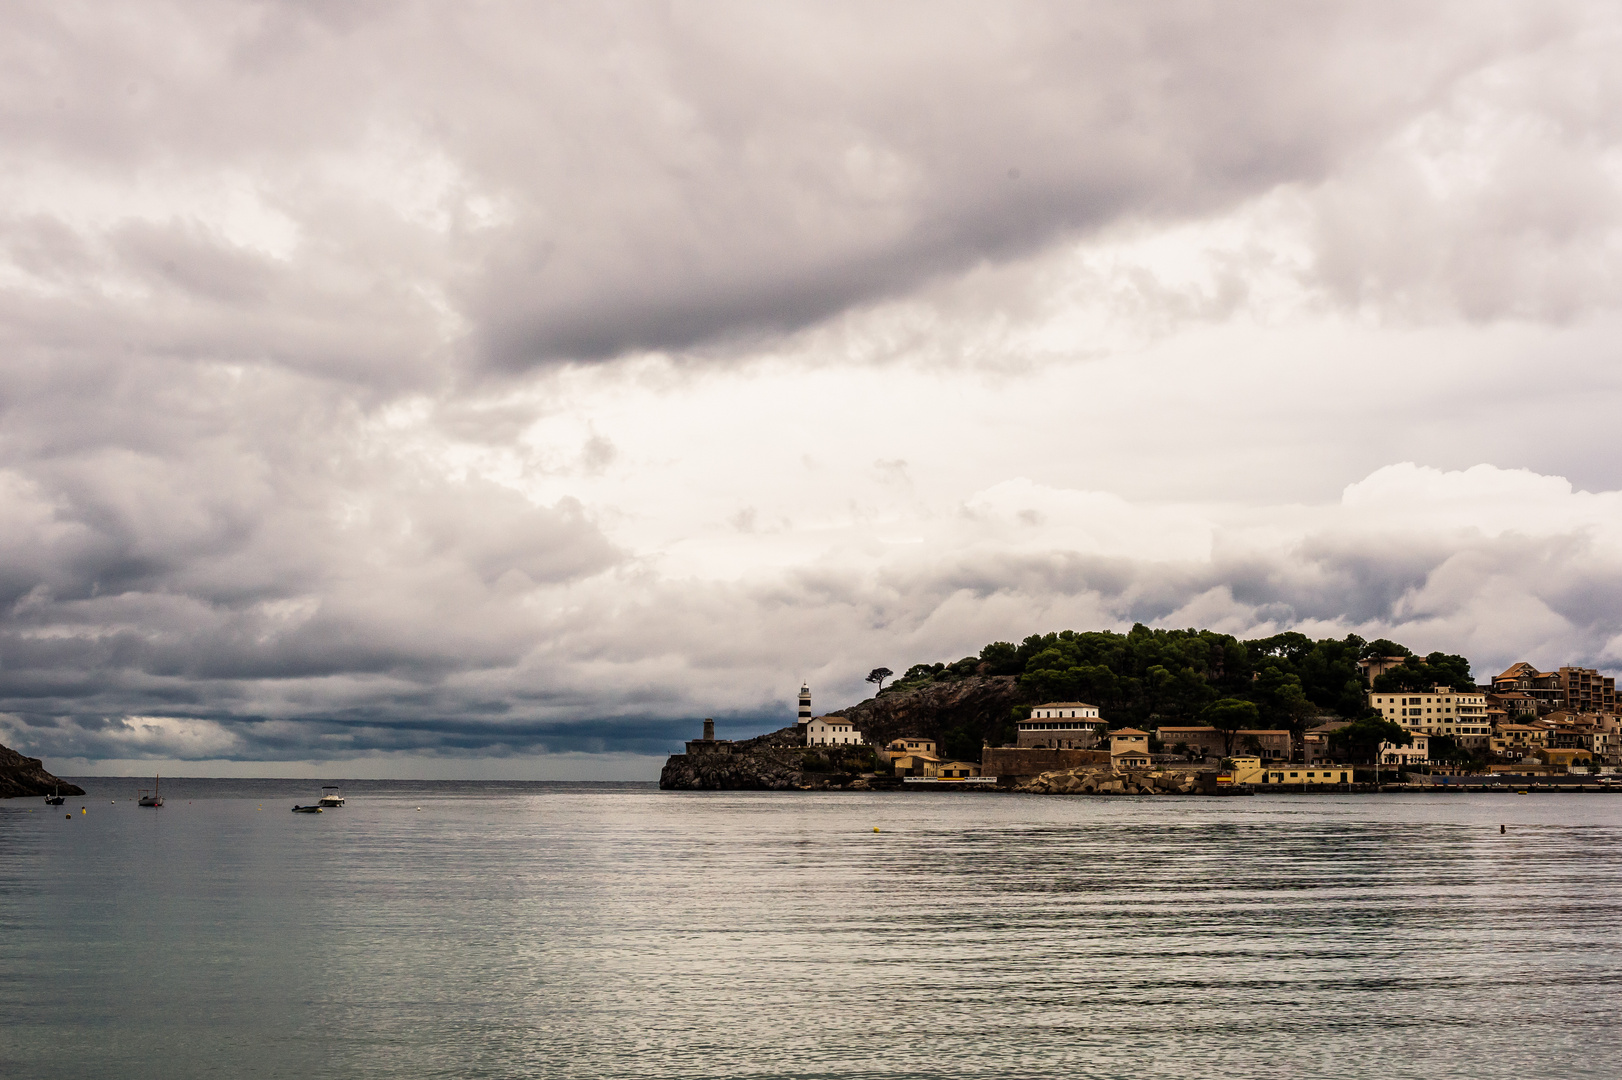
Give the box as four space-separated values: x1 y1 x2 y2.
1011 661 1620 773
790 661 1622 779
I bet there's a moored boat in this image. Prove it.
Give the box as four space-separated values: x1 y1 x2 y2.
317 786 344 807
291 804 322 813
138 775 164 807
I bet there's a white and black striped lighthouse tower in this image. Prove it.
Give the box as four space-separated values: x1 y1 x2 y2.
797 683 812 727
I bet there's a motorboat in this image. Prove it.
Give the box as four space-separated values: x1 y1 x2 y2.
138 775 164 807
291 804 323 813
318 786 344 807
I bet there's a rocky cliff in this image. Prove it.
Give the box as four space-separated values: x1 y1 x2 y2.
827 674 1025 749
659 726 878 790
0 742 85 798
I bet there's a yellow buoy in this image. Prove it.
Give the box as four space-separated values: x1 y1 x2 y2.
873 826 880 832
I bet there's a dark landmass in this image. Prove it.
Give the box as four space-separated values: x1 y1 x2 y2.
661 623 1489 791
0 743 85 798
659 727 884 790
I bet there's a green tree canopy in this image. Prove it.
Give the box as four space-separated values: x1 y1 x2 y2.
1372 651 1474 693
1327 716 1412 765
870 625 1476 744
1202 697 1262 755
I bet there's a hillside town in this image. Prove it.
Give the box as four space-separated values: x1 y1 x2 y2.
781 661 1622 789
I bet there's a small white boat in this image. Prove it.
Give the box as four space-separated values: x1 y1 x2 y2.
318 786 344 808
138 775 164 807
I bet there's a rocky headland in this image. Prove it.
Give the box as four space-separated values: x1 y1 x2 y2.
826 674 1024 748
661 675 1026 791
0 742 85 798
659 726 883 790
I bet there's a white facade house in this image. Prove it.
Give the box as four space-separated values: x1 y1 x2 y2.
806 716 865 746
1017 701 1106 749
1379 734 1430 767
1030 702 1100 720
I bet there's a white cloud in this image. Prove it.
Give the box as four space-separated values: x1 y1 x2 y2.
2 2 1622 770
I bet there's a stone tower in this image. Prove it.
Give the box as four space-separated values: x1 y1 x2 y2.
798 683 812 726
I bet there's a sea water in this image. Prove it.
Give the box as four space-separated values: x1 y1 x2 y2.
3 778 1621 1079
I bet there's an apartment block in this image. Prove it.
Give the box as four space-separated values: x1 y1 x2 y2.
1558 667 1617 714
1367 688 1492 747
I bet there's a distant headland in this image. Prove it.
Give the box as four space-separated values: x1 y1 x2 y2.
0 742 85 798
659 625 1622 793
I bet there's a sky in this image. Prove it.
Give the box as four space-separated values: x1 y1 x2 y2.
5 1 1622 778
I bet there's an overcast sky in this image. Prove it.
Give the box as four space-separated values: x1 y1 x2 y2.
5 1 1622 777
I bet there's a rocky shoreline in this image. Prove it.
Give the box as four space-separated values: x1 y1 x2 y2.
657 721 1227 794
0 742 85 799
1015 766 1204 796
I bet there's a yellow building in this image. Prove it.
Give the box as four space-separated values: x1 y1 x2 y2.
925 759 980 779
1107 728 1152 773
1541 748 1593 769
891 752 941 776
1491 723 1549 758
1109 728 1150 753
1234 759 1355 786
1111 748 1151 772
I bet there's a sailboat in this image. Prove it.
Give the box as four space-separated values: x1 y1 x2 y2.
44 785 64 806
138 775 164 807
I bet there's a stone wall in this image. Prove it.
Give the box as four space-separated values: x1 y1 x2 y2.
981 746 1109 780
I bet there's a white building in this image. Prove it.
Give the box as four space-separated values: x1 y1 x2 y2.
806 715 864 746
1017 701 1105 749
1030 702 1100 721
1379 734 1429 767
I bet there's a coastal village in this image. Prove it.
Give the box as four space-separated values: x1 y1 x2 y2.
664 657 1622 793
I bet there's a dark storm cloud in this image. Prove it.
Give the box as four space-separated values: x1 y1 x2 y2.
460 1 1520 365
1 0 1568 373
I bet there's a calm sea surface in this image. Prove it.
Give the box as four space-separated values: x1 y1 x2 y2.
4 778 1622 1079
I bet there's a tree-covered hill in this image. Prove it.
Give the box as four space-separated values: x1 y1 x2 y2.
874 625 1474 735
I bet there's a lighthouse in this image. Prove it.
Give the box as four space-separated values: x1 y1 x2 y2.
798 683 812 727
